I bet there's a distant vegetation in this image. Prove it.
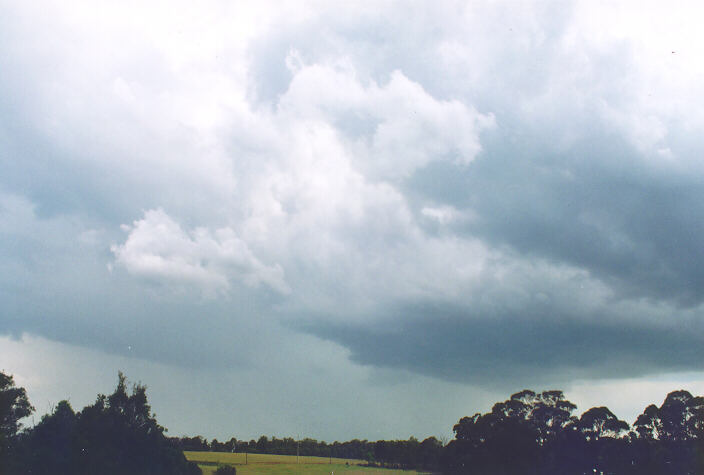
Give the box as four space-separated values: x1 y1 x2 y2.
174 435 441 471
2 370 704 474
173 389 704 474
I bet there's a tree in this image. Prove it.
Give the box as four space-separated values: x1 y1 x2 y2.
0 371 33 467
17 372 200 475
557 406 632 474
634 404 661 440
448 389 578 474
578 406 629 441
632 390 704 474
77 372 200 474
16 400 77 474
658 390 704 441
418 436 442 469
449 410 539 474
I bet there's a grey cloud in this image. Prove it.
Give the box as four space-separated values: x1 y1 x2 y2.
0 200 283 369
299 301 704 387
244 0 578 109
0 268 282 370
241 0 704 312
0 90 153 224
3 0 704 442
407 129 704 307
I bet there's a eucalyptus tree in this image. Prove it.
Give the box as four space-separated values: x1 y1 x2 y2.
0 371 33 468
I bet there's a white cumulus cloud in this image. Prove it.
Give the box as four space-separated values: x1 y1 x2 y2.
111 209 290 295
278 60 495 180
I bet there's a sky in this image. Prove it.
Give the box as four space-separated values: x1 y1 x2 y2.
2 0 704 442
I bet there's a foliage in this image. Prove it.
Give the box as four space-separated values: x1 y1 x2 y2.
213 465 236 475
15 400 77 473
0 370 34 470
629 389 704 473
447 389 579 474
577 406 629 441
15 372 201 475
445 388 704 474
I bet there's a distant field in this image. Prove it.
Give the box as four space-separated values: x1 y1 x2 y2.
184 452 425 474
184 451 365 466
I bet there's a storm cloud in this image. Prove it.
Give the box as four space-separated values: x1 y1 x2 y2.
2 0 704 439
301 301 704 386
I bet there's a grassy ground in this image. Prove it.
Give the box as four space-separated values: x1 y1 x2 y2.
185 452 425 474
185 451 365 466
196 463 423 475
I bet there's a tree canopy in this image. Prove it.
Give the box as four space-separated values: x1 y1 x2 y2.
0 371 33 468
13 372 200 475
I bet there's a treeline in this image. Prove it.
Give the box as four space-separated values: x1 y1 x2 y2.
4 368 704 474
174 389 704 474
445 389 704 474
171 435 443 469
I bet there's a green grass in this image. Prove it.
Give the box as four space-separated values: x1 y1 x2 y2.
197 463 424 475
185 451 364 466
184 452 425 475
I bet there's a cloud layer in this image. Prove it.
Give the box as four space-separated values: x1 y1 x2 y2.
3 0 704 438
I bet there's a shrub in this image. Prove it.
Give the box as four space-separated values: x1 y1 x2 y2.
214 465 236 475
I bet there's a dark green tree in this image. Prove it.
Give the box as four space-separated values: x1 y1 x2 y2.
15 400 77 474
567 407 631 474
0 371 33 470
17 372 200 475
578 406 629 441
448 389 578 474
75 372 200 475
632 390 704 474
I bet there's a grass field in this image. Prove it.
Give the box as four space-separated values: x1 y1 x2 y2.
184 452 426 474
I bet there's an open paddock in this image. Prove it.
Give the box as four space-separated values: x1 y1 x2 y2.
184 452 426 474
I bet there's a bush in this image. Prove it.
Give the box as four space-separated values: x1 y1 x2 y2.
214 465 236 475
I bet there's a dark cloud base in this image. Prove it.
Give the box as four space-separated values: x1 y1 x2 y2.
298 303 704 387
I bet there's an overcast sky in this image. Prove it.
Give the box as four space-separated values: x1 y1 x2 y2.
3 0 704 442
